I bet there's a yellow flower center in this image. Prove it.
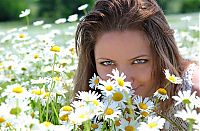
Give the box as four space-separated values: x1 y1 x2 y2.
125 126 135 131
0 117 5 123
43 121 51 127
112 92 123 101
69 47 75 55
34 54 39 59
182 99 191 104
54 76 60 81
6 122 12 127
62 106 73 112
60 114 68 121
94 78 99 85
105 108 114 115
12 86 23 93
115 120 121 126
157 88 167 95
148 122 158 128
141 111 149 117
7 65 12 70
50 45 60 52
117 78 124 87
31 89 44 95
19 34 25 38
91 123 99 129
92 100 99 106
10 107 21 115
168 76 176 83
139 102 147 110
105 85 113 91
44 92 50 98
79 114 87 119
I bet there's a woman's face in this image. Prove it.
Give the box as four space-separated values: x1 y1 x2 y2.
94 30 155 97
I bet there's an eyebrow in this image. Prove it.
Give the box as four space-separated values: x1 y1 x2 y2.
96 58 115 61
96 54 149 61
128 54 149 61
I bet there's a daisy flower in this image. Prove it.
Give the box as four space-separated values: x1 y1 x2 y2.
55 18 66 24
67 14 78 22
42 24 52 29
33 20 44 26
89 73 100 89
102 102 121 121
111 88 128 109
76 90 101 102
138 116 165 131
153 88 169 101
2 84 30 99
172 90 197 108
119 118 139 131
78 4 88 10
98 78 116 96
193 114 200 131
164 69 182 84
107 68 131 92
19 9 30 18
174 106 199 124
68 105 95 125
134 96 154 112
59 105 73 124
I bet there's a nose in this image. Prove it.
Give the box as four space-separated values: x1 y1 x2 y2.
118 67 134 83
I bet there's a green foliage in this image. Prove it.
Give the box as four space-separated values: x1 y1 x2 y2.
157 0 200 14
180 0 200 13
37 0 94 22
0 0 28 21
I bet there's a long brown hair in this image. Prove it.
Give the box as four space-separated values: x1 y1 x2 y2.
74 0 188 111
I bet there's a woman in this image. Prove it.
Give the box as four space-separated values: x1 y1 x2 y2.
74 0 199 130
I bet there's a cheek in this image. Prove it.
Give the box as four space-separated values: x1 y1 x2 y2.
134 65 153 85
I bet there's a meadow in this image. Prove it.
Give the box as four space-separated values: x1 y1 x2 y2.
0 10 199 130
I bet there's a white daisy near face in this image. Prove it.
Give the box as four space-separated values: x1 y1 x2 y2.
119 118 139 131
133 96 154 118
111 88 128 109
68 105 95 125
153 88 169 101
76 90 101 102
19 9 31 18
138 116 165 131
98 78 116 96
172 90 197 108
164 69 182 84
174 106 199 126
89 73 100 89
102 102 121 121
107 68 131 93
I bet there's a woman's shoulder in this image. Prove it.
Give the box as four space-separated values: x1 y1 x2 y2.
182 62 199 96
191 64 200 96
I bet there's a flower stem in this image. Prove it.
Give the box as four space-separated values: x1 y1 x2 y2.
157 113 184 131
26 16 29 26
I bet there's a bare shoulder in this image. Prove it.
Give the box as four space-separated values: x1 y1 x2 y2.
192 65 200 96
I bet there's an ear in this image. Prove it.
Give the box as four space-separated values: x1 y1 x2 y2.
192 65 200 97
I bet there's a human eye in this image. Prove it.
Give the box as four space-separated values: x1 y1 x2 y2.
132 59 148 64
100 61 114 66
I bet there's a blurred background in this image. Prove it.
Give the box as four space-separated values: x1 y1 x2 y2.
0 0 199 22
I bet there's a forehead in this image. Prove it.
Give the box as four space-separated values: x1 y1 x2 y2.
94 30 152 59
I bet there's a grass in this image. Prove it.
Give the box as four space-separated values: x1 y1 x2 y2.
0 12 199 32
